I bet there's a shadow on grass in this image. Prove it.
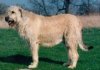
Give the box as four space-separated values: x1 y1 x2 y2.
0 54 64 65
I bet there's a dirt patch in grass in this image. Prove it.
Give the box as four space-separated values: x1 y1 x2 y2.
0 15 9 29
0 14 100 29
78 15 100 28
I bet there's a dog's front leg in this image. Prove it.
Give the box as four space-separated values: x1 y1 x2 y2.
28 40 39 69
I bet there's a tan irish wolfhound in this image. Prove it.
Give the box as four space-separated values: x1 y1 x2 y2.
5 6 93 69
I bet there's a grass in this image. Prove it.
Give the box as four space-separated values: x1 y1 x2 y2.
0 28 100 70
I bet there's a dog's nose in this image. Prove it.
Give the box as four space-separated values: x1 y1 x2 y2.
5 16 9 22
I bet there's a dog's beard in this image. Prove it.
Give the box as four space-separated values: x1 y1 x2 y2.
5 17 17 27
8 21 17 27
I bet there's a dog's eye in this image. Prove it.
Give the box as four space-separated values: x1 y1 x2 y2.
11 11 15 14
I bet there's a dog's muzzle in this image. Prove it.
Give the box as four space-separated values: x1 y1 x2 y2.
5 16 16 26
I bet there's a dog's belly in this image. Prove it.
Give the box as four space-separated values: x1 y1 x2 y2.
40 38 62 47
38 22 66 47
38 33 63 47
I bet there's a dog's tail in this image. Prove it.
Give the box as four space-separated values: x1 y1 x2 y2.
76 26 93 51
78 41 93 51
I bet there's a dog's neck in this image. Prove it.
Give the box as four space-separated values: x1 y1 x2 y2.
16 17 28 37
18 16 28 26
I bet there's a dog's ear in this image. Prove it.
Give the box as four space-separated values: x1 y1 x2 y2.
19 8 22 17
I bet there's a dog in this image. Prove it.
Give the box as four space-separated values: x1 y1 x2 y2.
5 6 93 69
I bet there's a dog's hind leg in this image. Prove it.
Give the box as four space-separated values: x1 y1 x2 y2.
67 36 79 69
63 28 79 69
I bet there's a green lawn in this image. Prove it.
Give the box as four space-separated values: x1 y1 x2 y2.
0 28 100 70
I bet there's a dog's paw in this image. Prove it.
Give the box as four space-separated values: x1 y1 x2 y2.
68 65 76 69
28 63 37 69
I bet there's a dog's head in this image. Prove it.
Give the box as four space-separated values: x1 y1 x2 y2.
5 6 23 27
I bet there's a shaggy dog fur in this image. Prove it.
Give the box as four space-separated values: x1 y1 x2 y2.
5 6 92 69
